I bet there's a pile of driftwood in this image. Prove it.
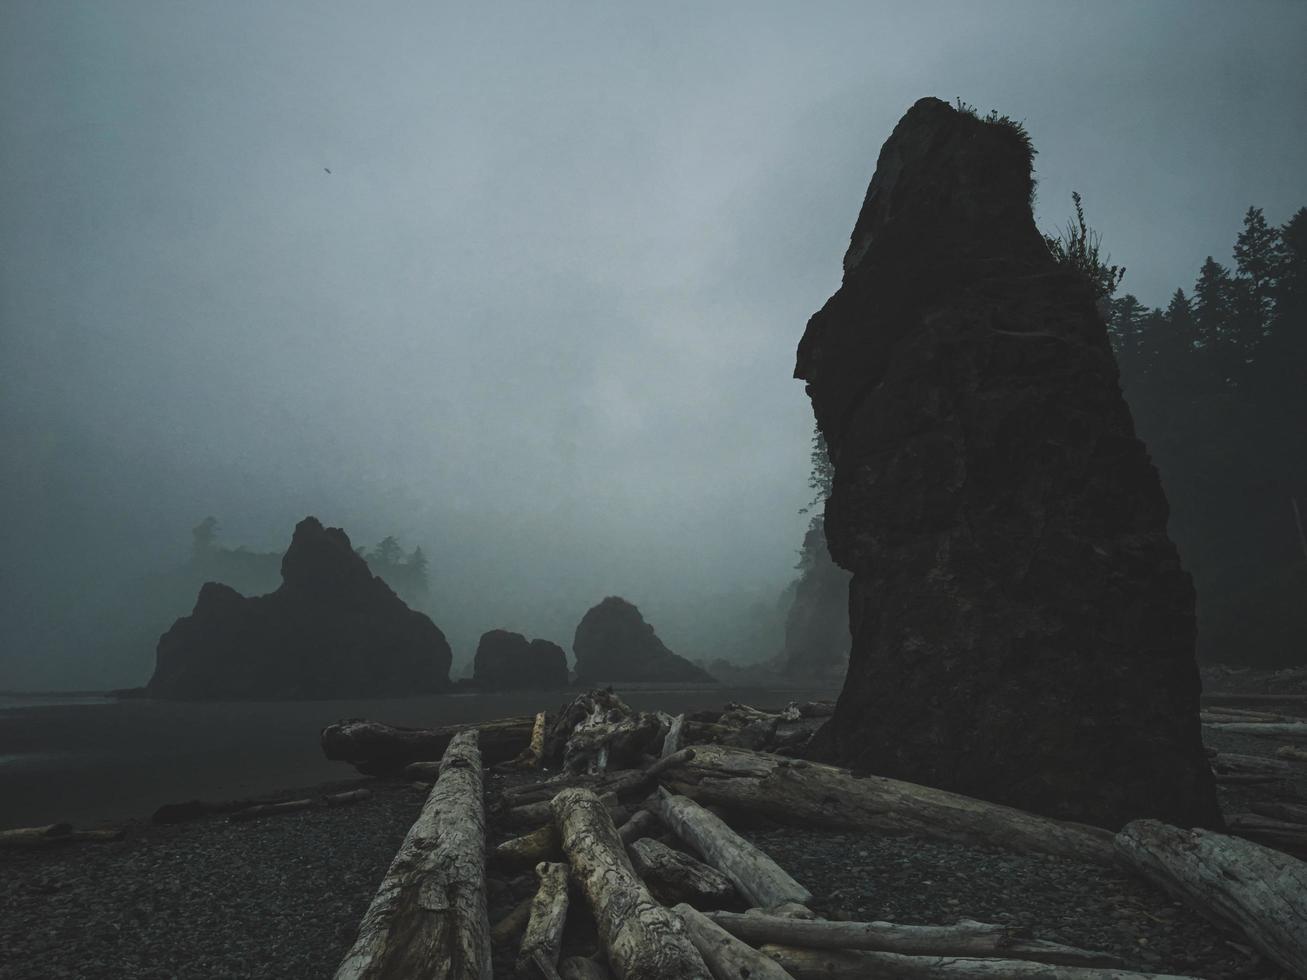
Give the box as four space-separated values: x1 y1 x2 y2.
328 690 1307 980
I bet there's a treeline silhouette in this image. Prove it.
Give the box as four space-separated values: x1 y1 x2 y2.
1105 206 1307 666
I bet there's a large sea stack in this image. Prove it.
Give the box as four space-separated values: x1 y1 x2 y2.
147 517 452 699
797 97 1219 829
573 596 714 684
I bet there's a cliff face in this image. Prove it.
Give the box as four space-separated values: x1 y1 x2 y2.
780 521 851 679
148 517 451 699
573 596 714 685
798 97 1219 829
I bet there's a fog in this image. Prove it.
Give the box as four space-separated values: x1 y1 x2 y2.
3 1 1305 689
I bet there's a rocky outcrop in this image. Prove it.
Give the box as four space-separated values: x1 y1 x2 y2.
573 597 714 685
473 630 569 690
779 521 851 679
797 97 1220 829
147 517 451 699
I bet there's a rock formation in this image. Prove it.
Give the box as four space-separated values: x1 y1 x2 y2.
573 597 714 684
473 629 569 690
779 521 852 679
797 97 1220 828
147 517 451 699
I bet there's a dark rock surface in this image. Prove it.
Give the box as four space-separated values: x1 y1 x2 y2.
779 521 851 679
147 517 451 699
572 596 714 684
472 630 569 690
798 97 1220 829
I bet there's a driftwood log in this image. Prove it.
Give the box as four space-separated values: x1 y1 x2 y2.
492 823 562 871
1278 745 1307 762
1202 721 1307 740
334 729 491 980
628 837 736 908
550 787 711 980
0 824 123 848
1114 818 1307 978
1225 813 1307 856
674 904 796 980
558 957 614 980
323 715 534 774
651 787 812 908
660 745 1115 865
760 946 1200 979
228 798 314 822
703 912 1121 967
661 714 685 757
490 896 535 948
518 861 570 976
617 810 659 845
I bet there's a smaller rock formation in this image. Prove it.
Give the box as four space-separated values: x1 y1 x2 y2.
147 517 451 699
573 597 714 684
472 630 569 690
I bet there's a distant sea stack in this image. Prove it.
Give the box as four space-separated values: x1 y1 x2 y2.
797 97 1220 829
473 629 569 690
573 596 714 684
147 517 452 699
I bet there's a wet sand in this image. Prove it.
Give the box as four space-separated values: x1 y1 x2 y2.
0 684 837 828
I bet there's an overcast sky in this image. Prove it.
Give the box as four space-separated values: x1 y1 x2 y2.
3 1 1305 687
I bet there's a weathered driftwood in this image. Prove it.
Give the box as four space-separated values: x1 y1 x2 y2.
334 729 491 980
492 823 562 871
490 895 535 947
1224 813 1307 855
1202 721 1307 740
507 749 698 808
558 956 614 980
1250 800 1307 823
651 787 812 908
618 809 659 845
0 823 123 848
660 746 1115 866
628 837 736 908
508 791 626 829
325 789 373 806
760 946 1199 979
323 715 534 774
703 912 1121 967
1203 693 1307 707
674 904 796 980
1210 752 1298 776
518 861 570 976
550 787 711 980
1114 818 1307 978
1202 707 1303 723
501 711 551 771
661 714 686 758
1277 744 1307 762
228 797 315 822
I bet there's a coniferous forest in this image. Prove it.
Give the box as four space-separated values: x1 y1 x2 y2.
1105 206 1307 666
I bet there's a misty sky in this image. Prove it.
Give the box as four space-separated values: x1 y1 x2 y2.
3 2 1305 688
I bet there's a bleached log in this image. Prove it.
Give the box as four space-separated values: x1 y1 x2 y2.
660 745 1115 866
518 861 570 976
1115 818 1307 978
503 711 551 771
324 715 534 774
334 729 491 980
492 823 561 870
1277 745 1307 762
551 787 711 980
651 787 812 908
674 904 796 980
617 810 659 845
760 946 1199 979
1202 721 1307 740
628 837 736 908
228 798 314 822
325 789 373 806
558 957 614 980
661 714 686 758
0 824 123 848
703 912 1120 966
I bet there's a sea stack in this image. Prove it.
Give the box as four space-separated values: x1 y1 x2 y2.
148 516 452 699
797 97 1220 829
573 596 714 685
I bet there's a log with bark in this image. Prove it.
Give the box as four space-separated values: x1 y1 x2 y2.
659 745 1116 866
651 787 813 908
702 912 1121 967
518 861 570 977
1114 818 1307 979
627 837 737 908
674 904 796 980
0 823 123 848
550 787 711 980
333 729 491 980
760 946 1200 979
323 715 534 775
